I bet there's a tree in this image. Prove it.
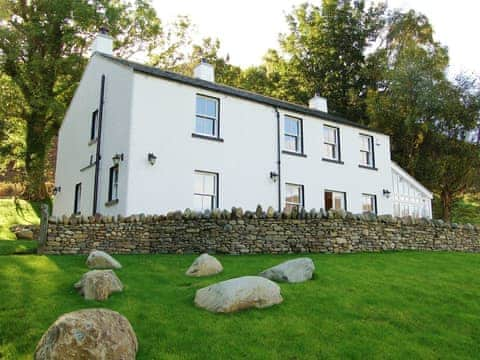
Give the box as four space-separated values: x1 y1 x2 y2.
366 10 449 173
0 0 183 200
262 0 386 120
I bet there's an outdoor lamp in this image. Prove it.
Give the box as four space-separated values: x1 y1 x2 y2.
383 189 391 198
112 153 123 165
270 171 279 182
148 153 157 166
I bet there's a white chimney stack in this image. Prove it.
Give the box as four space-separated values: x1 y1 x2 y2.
194 59 215 82
309 93 328 113
91 27 113 56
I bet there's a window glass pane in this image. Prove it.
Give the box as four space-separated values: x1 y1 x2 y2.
324 143 336 159
194 194 213 211
196 96 217 118
360 135 370 151
194 172 215 195
360 151 370 165
325 191 333 210
285 184 300 204
324 126 336 143
333 192 344 210
362 194 375 213
285 117 299 135
195 116 214 135
285 135 298 151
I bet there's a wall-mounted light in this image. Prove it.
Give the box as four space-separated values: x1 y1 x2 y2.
383 189 391 198
53 186 61 195
270 171 279 182
148 152 157 166
112 153 124 165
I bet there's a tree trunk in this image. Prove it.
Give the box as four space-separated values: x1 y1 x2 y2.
24 118 50 201
440 190 452 222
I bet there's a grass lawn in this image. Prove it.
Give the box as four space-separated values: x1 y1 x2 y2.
0 198 41 240
1 252 479 359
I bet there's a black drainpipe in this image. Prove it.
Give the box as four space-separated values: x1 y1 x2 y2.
275 107 282 212
92 74 106 215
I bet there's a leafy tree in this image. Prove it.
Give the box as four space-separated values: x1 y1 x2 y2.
366 10 449 173
263 0 386 120
0 0 186 200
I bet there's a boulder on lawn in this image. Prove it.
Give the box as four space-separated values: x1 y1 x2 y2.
259 258 315 283
74 270 123 301
186 253 223 277
86 250 122 269
34 308 137 360
194 276 283 313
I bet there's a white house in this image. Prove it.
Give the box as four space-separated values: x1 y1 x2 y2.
52 32 433 218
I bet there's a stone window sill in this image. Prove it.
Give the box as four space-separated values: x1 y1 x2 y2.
322 158 344 165
358 164 378 171
282 150 307 158
191 133 224 142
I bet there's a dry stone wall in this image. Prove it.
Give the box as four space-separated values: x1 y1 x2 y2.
40 207 480 255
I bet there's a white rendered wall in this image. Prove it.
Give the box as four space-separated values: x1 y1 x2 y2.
126 72 394 215
53 55 133 216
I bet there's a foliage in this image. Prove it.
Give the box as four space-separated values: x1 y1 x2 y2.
1 252 480 358
0 199 41 240
255 0 386 120
0 0 181 200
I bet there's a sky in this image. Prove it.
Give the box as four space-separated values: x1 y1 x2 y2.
151 0 479 78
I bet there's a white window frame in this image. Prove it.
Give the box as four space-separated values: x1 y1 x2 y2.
285 183 304 211
194 170 218 211
359 134 375 167
195 94 219 137
324 190 346 211
284 115 303 153
362 193 377 214
323 125 340 161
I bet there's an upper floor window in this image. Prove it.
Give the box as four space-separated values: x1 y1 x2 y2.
325 190 346 211
108 165 119 202
194 171 218 211
360 134 374 167
195 95 219 137
323 125 340 161
285 183 304 211
362 194 377 214
284 115 303 153
74 183 82 214
90 110 99 141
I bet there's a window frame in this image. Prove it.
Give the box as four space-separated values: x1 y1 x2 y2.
90 110 99 141
283 115 304 155
362 193 377 214
194 94 220 138
285 183 305 211
73 183 82 215
359 134 376 169
108 165 119 203
324 189 347 211
322 125 341 163
194 170 219 211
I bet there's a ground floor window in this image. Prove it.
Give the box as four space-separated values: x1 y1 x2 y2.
108 165 119 202
362 194 377 214
74 183 82 214
285 183 304 211
194 170 218 211
325 190 346 211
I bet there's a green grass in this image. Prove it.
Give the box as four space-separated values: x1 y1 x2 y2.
1 252 479 359
452 195 480 225
0 198 41 240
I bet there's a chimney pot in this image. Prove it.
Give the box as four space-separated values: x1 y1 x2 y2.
309 94 328 112
91 30 113 56
194 60 215 82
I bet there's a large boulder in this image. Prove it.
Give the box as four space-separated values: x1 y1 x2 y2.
259 258 315 283
34 308 138 360
186 253 223 277
74 270 123 301
86 250 122 269
194 276 283 313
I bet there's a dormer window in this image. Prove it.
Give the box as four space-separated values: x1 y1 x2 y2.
195 95 219 138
